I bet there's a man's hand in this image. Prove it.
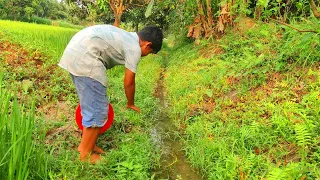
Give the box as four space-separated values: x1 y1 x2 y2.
126 104 141 113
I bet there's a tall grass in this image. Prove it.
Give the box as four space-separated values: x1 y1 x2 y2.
0 75 48 180
0 20 79 61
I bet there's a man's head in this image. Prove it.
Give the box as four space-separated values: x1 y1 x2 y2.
137 25 163 56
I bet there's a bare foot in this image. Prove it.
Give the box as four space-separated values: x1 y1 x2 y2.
90 153 102 164
93 145 105 154
79 151 90 162
79 152 103 164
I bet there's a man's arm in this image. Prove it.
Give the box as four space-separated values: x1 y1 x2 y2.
124 68 140 113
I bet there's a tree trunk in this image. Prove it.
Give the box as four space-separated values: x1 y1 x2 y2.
309 0 320 18
109 0 130 27
114 13 121 27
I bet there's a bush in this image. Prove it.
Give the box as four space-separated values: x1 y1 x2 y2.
0 15 52 25
55 20 84 30
68 16 81 25
30 16 52 25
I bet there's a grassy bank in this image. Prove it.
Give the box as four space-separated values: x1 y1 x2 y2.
164 19 320 179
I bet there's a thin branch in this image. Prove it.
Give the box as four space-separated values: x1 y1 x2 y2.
109 0 116 11
309 0 320 18
271 19 318 34
132 3 147 7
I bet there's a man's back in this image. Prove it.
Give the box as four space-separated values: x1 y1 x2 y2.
59 25 141 86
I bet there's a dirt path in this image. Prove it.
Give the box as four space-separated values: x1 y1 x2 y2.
152 58 203 179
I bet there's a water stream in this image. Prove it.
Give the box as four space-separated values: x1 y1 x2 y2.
151 67 203 180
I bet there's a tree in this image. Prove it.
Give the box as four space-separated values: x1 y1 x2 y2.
125 7 146 31
186 0 233 40
97 0 149 27
144 0 173 29
0 0 69 21
24 6 35 20
86 3 98 25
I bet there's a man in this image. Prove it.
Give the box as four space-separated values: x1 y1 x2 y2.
59 25 163 163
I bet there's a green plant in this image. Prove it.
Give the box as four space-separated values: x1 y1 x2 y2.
0 74 48 180
31 16 52 25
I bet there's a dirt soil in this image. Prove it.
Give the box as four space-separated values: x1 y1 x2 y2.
0 40 71 104
0 40 44 67
0 40 79 149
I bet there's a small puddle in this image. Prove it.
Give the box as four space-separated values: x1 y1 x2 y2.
152 67 202 180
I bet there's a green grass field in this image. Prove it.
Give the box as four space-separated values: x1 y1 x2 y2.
0 19 320 179
0 20 164 179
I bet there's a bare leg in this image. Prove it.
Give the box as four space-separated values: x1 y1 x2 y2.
77 127 102 164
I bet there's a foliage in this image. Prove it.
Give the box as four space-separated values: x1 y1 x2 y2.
0 75 49 180
164 20 320 179
0 0 318 36
145 0 154 18
96 0 151 27
0 20 163 179
30 16 52 25
157 0 319 40
0 0 68 21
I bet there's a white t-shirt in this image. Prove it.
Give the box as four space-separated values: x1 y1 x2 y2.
58 25 141 86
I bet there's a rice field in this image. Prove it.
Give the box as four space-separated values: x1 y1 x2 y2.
0 20 78 61
0 20 164 179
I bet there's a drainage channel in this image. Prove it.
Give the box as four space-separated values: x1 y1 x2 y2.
151 67 203 180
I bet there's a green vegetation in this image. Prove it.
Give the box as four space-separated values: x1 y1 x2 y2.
0 75 49 179
164 19 320 179
44 57 163 179
0 20 79 59
0 20 163 179
0 20 79 108
1 0 320 178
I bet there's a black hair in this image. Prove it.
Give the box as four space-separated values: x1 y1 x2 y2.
137 25 163 54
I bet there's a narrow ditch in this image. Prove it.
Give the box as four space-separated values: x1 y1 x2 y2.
152 56 202 179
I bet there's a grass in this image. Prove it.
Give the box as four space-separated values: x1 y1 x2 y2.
164 19 320 179
0 20 79 60
0 20 78 107
1 18 319 179
0 74 49 180
42 53 164 180
0 20 164 179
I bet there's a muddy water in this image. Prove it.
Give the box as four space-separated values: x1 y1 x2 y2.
152 69 203 180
